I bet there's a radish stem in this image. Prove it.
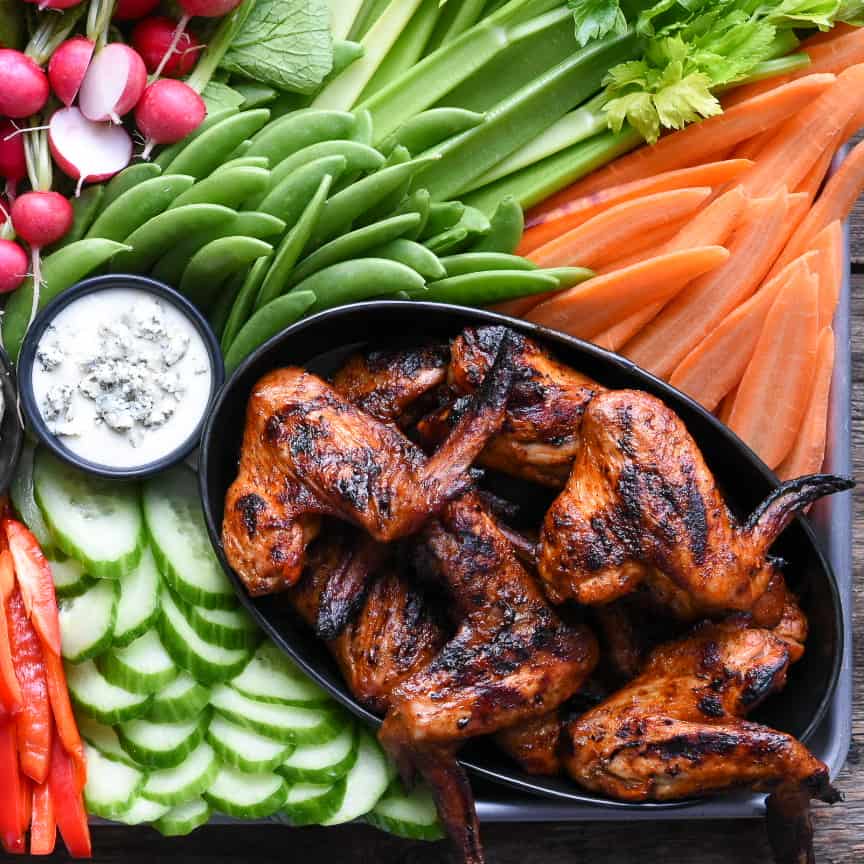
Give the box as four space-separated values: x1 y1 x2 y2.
25 4 86 65
152 13 191 80
185 0 255 93
23 125 52 192
86 0 117 51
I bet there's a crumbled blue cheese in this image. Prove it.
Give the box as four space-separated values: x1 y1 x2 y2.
36 327 65 372
42 384 80 437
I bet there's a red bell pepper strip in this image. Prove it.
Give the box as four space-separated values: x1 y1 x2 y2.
6 589 51 785
43 649 86 790
30 781 57 856
47 729 91 859
0 715 26 854
19 773 32 836
4 521 62 658
0 552 22 715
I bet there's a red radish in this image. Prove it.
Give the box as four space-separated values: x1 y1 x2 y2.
132 17 202 77
0 120 26 203
0 240 28 293
0 51 50 119
78 44 147 124
135 79 206 159
48 37 95 107
49 107 132 195
113 0 159 20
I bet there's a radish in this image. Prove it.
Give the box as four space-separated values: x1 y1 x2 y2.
113 0 159 20
0 240 28 293
35 0 85 9
0 51 50 119
0 120 26 203
135 79 206 159
48 36 95 107
132 17 202 77
49 107 132 195
78 44 147 124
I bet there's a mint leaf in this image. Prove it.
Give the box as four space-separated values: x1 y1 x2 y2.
764 0 841 29
202 81 246 113
220 0 333 95
838 0 864 23
567 0 627 46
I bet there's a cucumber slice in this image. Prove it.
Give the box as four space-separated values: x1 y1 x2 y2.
114 796 170 825
141 741 219 805
34 448 144 579
366 783 445 841
179 599 259 650
118 711 209 769
211 684 344 745
66 660 151 724
99 631 179 695
143 466 236 609
11 443 54 552
278 722 358 784
279 780 346 826
207 713 294 773
59 578 118 663
159 588 253 684
204 767 287 819
146 673 211 722
77 716 141 768
49 556 96 599
84 743 145 819
322 731 390 825
113 545 161 647
230 641 329 706
154 797 211 836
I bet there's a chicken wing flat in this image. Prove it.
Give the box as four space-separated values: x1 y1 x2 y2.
223 334 515 595
538 388 853 621
495 710 565 777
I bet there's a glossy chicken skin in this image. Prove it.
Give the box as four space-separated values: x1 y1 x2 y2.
495 710 565 776
538 388 853 621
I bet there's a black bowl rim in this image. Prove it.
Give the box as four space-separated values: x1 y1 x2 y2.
18 274 226 480
0 344 23 493
199 299 844 809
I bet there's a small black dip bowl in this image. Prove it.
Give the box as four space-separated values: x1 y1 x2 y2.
198 300 843 810
0 345 23 492
18 274 225 480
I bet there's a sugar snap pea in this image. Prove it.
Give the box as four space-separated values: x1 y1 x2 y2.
469 195 523 253
424 226 469 256
543 266 593 288
255 175 333 311
286 213 421 288
49 186 104 252
221 256 272 353
420 201 464 239
224 291 317 374
295 259 426 314
246 109 356 164
369 238 446 281
421 269 559 305
170 166 271 210
208 268 246 339
154 108 238 169
100 163 161 211
4 240 130 360
382 107 485 156
458 205 491 239
351 109 374 145
393 188 430 239
357 145 412 224
257 155 347 226
233 81 279 109
213 156 270 173
440 252 536 277
180 236 274 309
164 109 270 179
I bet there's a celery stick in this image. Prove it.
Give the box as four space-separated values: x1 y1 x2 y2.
349 0 391 41
427 0 488 53
328 0 365 42
313 0 425 111
721 54 812 90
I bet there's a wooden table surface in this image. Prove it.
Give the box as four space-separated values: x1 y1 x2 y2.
12 151 864 864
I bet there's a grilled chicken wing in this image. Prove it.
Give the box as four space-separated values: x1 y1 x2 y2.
223 335 514 595
495 710 566 776
538 389 852 622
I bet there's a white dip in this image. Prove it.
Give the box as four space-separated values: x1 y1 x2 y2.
31 288 213 469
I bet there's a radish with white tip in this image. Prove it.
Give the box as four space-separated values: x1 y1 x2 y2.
48 36 95 107
0 50 50 118
135 79 206 160
79 43 147 124
49 107 133 195
0 120 27 203
113 0 159 20
0 239 29 293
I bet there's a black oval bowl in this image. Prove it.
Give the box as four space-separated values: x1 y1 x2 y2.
0 345 23 492
18 274 225 480
199 301 843 809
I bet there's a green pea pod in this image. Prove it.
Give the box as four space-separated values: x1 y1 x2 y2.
382 108 485 156
286 213 421 289
357 145 412 224
228 140 253 160
421 269 559 305
542 266 593 288
255 175 333 311
154 108 238 169
294 259 426 314
424 226 469 256
224 291 317 374
420 201 464 240
209 267 247 338
49 186 104 252
458 205 491 239
180 236 274 309
246 110 356 164
100 163 161 212
86 174 196 242
469 196 523 254
169 166 271 210
110 204 237 274
221 256 272 353
393 188 431 240
3 240 130 361
369 239 446 281
257 155 348 226
440 252 536 277
213 156 270 173
351 109 374 145
233 81 279 109
165 110 271 179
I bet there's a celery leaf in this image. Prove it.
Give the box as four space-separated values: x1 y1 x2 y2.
567 0 628 46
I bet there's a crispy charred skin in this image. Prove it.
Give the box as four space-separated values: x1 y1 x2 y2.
538 389 853 622
222 335 515 595
417 326 603 487
495 710 565 776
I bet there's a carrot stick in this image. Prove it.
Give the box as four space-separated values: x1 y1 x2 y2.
668 254 816 411
800 23 859 49
595 217 690 274
623 190 793 378
526 246 730 339
812 221 844 329
532 75 835 205
727 268 820 468
777 327 836 480
521 159 753 246
527 187 712 270
718 384 738 425
734 130 775 161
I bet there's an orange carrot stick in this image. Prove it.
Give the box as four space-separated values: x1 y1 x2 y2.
800 22 858 49
727 268 820 468
526 246 730 339
734 130 775 161
595 217 690 274
718 385 738 425
812 221 844 329
777 327 836 480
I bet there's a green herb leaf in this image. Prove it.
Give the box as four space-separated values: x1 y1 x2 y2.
202 81 246 113
838 0 864 23
567 0 628 46
220 0 333 95
606 90 660 142
764 0 841 29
